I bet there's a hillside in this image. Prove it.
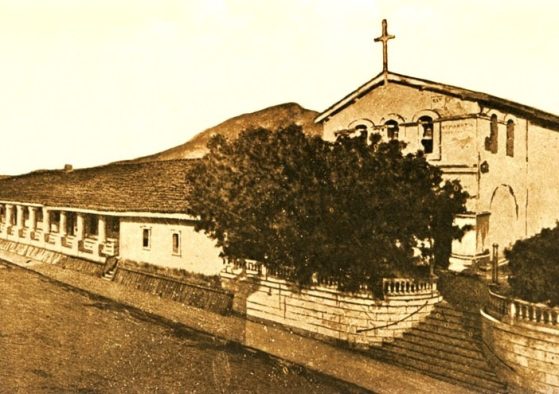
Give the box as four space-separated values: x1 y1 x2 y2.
130 102 321 162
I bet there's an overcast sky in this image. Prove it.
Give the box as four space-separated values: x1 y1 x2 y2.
1 0 558 175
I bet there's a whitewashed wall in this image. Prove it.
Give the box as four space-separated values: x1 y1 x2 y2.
119 217 223 276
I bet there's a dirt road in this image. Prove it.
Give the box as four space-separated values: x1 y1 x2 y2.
0 262 366 393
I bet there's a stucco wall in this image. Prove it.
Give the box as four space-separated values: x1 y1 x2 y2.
481 309 559 393
222 268 442 347
321 83 479 168
119 217 223 276
322 82 479 142
527 123 559 237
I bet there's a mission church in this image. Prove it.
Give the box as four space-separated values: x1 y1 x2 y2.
0 20 557 274
316 20 559 271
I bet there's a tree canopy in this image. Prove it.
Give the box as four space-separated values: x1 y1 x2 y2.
506 224 559 306
185 125 468 294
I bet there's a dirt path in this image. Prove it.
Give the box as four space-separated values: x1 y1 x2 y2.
0 261 366 393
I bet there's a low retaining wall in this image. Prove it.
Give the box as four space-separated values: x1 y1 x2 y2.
114 266 233 315
0 239 104 275
482 290 559 393
221 265 442 348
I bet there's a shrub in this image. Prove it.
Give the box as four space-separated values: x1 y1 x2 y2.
506 224 559 306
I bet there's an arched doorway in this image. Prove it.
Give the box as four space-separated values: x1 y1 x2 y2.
489 185 518 260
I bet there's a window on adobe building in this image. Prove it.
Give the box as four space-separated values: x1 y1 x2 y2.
172 232 181 256
419 116 434 154
485 114 498 153
142 228 151 249
506 120 515 157
384 120 399 140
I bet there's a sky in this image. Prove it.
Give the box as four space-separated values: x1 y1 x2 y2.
0 0 558 175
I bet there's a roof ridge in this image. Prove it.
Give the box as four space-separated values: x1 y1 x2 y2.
315 70 559 129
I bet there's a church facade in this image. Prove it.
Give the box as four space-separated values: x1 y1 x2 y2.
315 70 559 270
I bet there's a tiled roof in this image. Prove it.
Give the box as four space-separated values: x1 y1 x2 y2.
0 160 195 213
315 71 559 130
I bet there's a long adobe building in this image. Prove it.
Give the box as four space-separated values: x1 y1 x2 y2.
0 160 223 276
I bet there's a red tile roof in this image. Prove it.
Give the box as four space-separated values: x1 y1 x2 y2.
0 160 195 213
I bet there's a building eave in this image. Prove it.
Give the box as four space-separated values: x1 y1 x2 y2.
0 199 198 221
314 71 559 130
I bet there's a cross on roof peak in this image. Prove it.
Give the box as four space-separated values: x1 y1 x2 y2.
374 19 395 82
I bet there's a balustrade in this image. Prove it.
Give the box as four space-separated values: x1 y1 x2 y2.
488 289 559 326
102 238 119 256
227 261 437 297
382 277 436 296
82 238 97 253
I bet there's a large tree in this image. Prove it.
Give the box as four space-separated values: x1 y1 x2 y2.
185 125 468 294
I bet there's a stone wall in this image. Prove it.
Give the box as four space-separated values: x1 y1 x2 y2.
221 265 442 348
481 291 559 393
0 239 104 275
114 265 233 314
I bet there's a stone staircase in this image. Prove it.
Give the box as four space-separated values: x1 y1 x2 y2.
102 267 116 281
101 257 118 281
370 301 508 393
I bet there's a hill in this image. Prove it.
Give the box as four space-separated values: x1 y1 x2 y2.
130 102 321 162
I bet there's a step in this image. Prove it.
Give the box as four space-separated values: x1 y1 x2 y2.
385 338 494 373
405 329 484 354
400 331 486 361
415 321 481 342
428 309 481 327
379 347 507 393
424 314 481 333
432 303 482 322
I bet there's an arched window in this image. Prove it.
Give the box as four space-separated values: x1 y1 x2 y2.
485 114 498 153
355 124 368 135
419 116 434 154
506 120 514 157
384 120 399 140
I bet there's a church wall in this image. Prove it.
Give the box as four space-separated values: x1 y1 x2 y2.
321 84 482 268
526 123 559 236
119 217 223 276
475 114 529 255
322 82 479 147
321 84 480 174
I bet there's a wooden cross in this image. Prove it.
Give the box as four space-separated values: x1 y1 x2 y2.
374 19 395 80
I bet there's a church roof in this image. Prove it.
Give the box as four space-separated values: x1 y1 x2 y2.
315 71 559 130
0 160 195 214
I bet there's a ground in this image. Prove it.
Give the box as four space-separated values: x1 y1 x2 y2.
0 261 367 393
